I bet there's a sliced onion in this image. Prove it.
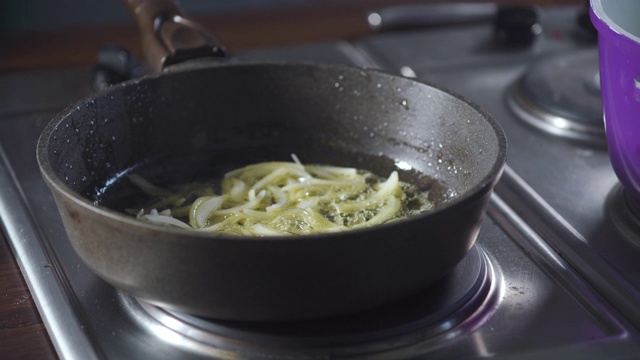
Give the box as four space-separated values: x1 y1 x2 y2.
228 179 247 202
353 196 401 228
130 160 411 236
140 213 192 229
373 171 399 200
189 195 227 228
265 185 288 212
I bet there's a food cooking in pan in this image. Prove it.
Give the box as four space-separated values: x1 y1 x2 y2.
129 155 434 236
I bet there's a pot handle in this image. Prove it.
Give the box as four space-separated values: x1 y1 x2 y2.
125 0 228 72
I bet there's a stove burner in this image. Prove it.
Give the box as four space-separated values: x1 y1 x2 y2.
125 246 500 358
607 185 640 248
508 49 604 143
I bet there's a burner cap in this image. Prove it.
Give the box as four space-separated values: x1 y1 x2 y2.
508 49 604 142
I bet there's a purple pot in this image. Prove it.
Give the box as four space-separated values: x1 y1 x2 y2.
590 0 640 208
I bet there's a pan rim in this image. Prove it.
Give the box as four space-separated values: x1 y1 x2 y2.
36 61 507 243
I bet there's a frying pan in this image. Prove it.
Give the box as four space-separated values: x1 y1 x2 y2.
36 0 507 321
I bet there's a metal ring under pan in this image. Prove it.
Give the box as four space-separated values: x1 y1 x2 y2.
122 245 502 358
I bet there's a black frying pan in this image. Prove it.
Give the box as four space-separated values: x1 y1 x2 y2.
36 0 507 321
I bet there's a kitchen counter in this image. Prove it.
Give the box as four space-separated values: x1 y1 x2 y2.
0 1 584 358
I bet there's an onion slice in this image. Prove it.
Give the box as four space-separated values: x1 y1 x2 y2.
129 159 422 236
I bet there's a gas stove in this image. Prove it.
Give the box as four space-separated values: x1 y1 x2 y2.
1 4 639 359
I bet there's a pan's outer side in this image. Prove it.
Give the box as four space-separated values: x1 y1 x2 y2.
37 63 506 321
49 186 489 320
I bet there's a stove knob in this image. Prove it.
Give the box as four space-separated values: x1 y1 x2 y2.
493 6 541 46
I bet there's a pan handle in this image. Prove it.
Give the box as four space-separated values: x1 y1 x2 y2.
125 0 228 72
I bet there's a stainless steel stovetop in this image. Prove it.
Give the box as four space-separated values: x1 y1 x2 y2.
1 5 639 359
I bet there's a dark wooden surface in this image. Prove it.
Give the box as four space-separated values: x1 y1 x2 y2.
0 237 57 360
0 1 583 358
0 0 584 73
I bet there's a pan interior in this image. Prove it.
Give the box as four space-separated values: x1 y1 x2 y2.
43 63 503 218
